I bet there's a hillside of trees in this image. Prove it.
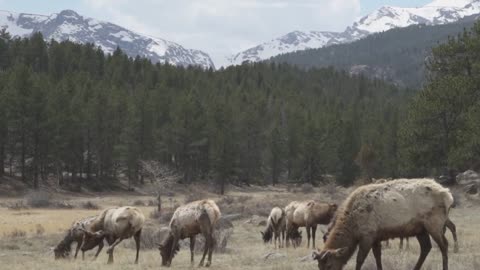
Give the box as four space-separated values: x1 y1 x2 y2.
0 30 414 193
2 18 479 193
270 15 479 89
400 22 480 178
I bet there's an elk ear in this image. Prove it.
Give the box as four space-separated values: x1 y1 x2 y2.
333 247 349 257
260 231 264 236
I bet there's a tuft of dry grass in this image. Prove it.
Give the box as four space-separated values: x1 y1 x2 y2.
80 201 99 210
4 228 27 238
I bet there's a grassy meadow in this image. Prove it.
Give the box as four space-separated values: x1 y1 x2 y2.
0 184 479 270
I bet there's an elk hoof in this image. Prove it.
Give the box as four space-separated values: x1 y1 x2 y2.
205 262 211 267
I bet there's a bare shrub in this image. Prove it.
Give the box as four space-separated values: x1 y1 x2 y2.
25 191 51 208
80 201 99 210
7 201 29 210
149 210 162 220
300 183 314 193
147 199 156 206
133 199 145 206
4 229 27 238
52 201 75 209
236 195 252 204
218 196 234 205
123 225 171 250
35 224 45 236
150 208 175 224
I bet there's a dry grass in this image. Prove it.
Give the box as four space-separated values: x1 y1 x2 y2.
0 185 478 270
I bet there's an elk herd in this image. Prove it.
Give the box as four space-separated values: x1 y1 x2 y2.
53 178 459 270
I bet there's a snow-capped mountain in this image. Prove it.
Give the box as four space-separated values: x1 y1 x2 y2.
0 9 215 69
229 0 480 66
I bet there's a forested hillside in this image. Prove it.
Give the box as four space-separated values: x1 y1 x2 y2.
0 30 413 193
400 22 480 178
270 15 479 88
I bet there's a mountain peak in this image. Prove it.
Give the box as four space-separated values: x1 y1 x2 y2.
229 0 480 66
58 9 80 17
0 9 214 69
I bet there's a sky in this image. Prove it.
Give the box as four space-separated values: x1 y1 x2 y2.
0 0 434 66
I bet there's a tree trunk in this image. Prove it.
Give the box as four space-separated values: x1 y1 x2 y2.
33 131 39 189
21 131 26 182
0 143 4 178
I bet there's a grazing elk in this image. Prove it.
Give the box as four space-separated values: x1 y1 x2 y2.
287 200 337 248
53 215 104 260
285 201 302 247
158 199 221 267
80 206 145 264
261 207 286 248
313 178 455 270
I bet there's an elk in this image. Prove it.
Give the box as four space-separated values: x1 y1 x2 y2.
158 199 221 267
286 200 337 248
80 206 145 264
53 215 104 260
261 207 286 248
313 178 455 270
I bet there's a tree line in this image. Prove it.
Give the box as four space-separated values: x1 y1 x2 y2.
2 21 478 193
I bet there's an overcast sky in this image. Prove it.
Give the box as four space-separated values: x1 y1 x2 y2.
0 0 432 66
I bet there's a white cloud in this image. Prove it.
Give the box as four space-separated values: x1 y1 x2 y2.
81 0 361 67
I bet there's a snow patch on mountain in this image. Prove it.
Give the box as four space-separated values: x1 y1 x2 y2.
229 0 480 66
0 9 214 69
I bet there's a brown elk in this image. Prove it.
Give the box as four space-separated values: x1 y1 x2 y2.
80 206 145 264
53 215 104 260
286 200 337 248
313 178 455 270
158 199 221 267
261 207 286 248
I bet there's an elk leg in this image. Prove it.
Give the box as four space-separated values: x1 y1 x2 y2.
355 239 372 270
406 238 410 249
372 241 383 270
93 241 104 260
285 223 290 247
106 237 124 264
399 238 403 250
134 229 141 264
306 226 311 248
430 231 449 270
445 219 458 253
206 233 214 267
312 225 317 249
199 234 209 267
74 241 81 259
413 230 432 270
190 236 196 265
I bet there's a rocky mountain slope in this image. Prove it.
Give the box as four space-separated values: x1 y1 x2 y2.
229 0 480 66
0 9 215 69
